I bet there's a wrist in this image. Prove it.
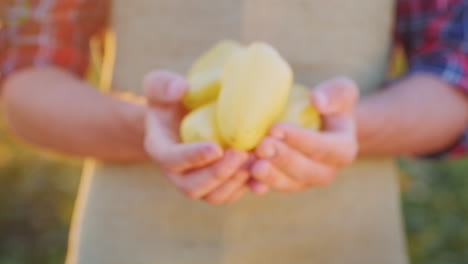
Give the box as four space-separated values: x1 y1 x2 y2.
353 96 390 157
110 93 150 161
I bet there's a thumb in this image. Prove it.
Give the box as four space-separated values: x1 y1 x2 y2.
143 70 187 106
310 76 360 115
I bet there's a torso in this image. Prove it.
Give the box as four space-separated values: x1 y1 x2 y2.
66 1 408 264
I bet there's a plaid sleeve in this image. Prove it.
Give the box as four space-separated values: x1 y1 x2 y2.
396 0 468 159
0 0 108 86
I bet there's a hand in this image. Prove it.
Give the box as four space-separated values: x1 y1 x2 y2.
251 77 359 192
142 70 250 205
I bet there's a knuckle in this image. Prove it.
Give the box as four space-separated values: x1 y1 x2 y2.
270 145 290 168
252 161 275 184
336 145 358 167
193 145 213 162
310 149 327 161
234 170 249 183
262 169 276 184
181 187 201 200
315 170 337 186
210 163 229 181
292 172 308 183
264 176 276 187
273 154 289 168
204 195 224 206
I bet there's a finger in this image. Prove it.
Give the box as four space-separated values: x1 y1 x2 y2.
309 76 359 115
143 70 187 105
242 154 270 195
145 108 177 145
256 137 336 186
145 111 223 173
226 187 247 203
247 178 270 195
324 113 355 133
161 143 223 173
243 153 257 169
172 149 248 199
251 159 303 192
146 138 223 173
269 123 357 167
202 169 249 205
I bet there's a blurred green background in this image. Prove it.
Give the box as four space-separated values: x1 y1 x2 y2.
0 116 468 264
0 118 81 264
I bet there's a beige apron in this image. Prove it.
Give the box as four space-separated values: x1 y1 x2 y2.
66 1 408 264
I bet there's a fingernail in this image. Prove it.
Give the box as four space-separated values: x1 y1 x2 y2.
202 144 221 158
314 91 328 109
167 80 182 99
261 144 276 158
203 145 216 156
270 128 285 140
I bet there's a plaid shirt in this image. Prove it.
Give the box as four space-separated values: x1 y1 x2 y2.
0 0 467 158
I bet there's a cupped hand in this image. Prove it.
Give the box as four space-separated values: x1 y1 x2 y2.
142 70 250 204
251 76 360 192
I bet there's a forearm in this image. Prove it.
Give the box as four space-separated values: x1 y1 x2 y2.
356 73 468 156
1 66 149 162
